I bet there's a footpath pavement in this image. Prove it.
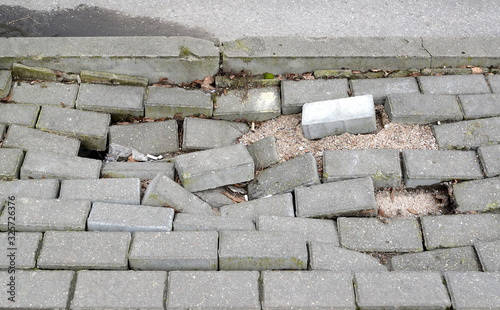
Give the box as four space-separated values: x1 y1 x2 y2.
0 36 500 309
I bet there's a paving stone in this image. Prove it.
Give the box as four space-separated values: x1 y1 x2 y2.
0 198 90 232
80 70 149 86
323 149 402 188
108 120 179 155
59 178 141 204
213 87 281 121
219 231 308 270
459 94 500 119
175 144 254 192
0 70 12 97
0 179 59 202
3 124 81 155
193 187 235 207
261 271 356 310
478 144 500 177
419 74 491 95
350 77 420 104
309 243 388 272
248 153 320 199
421 214 500 250
37 231 131 269
0 232 42 269
219 193 294 221
338 217 423 252
296 177 377 218
0 103 40 127
36 105 110 151
445 271 500 309
453 177 500 213
0 124 5 140
71 270 166 310
182 117 249 151
354 272 451 309
20 151 102 180
475 239 500 271
87 202 174 232
12 62 57 81
101 161 175 180
281 79 349 114
142 172 214 215
173 213 255 231
257 215 339 245
11 81 79 107
246 135 279 170
0 148 24 180
129 231 218 270
432 117 500 150
302 95 377 139
166 271 260 310
402 149 483 187
145 86 213 119
488 74 500 93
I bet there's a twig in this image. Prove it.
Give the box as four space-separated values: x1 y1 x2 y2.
7 15 38 25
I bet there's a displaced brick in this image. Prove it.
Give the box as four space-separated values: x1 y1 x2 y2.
0 179 59 201
80 70 149 86
0 70 12 97
309 243 387 272
432 117 500 150
246 135 279 169
173 213 255 231
478 144 500 177
101 161 175 181
182 117 249 151
193 187 234 207
145 86 213 119
419 74 491 95
350 77 420 104
11 81 78 107
445 272 500 309
59 178 141 205
219 193 294 220
12 63 57 81
453 177 500 213
459 94 500 119
0 232 42 269
475 239 500 271
0 148 24 180
0 103 40 127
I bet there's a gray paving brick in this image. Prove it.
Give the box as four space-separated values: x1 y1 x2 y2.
402 149 483 187
296 177 377 218
0 232 42 269
445 271 500 309
0 198 90 232
0 103 40 127
246 135 279 170
478 145 500 177
421 214 500 250
88 202 174 232
11 81 79 107
453 177 500 213
355 272 451 309
323 149 402 188
71 270 166 310
129 231 218 270
182 117 249 151
0 70 12 97
281 79 349 114
12 63 57 81
459 93 500 119
262 271 356 310
475 239 500 271
419 74 491 95
167 271 260 310
0 148 24 180
175 144 254 192
488 74 500 93
0 270 74 309
219 193 294 220
36 105 110 151
0 124 5 140
248 153 320 199
145 86 213 119
101 161 175 181
338 217 423 252
80 70 149 86
219 231 308 270
37 231 131 269
0 179 59 201
309 243 388 272
350 77 420 104
60 178 141 204
173 213 255 231
432 117 500 150
193 187 234 207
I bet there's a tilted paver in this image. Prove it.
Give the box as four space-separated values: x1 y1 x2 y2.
475 239 500 271
453 177 500 213
0 148 24 180
219 193 295 220
0 232 42 269
0 103 40 127
0 179 59 201
101 161 175 180
309 243 388 272
478 144 500 177
11 81 79 107
445 271 500 309
246 135 279 170
173 213 255 231
12 63 57 81
59 178 141 205
488 74 500 93
193 187 234 207
350 77 420 104
418 74 491 95
145 86 213 119
182 117 249 151
459 93 500 119
0 70 12 97
80 70 148 86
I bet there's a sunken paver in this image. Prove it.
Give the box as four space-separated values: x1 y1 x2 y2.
12 63 57 81
488 74 500 93
478 145 500 177
193 187 234 207
175 144 254 192
0 148 24 180
219 231 308 270
323 149 402 188
219 193 295 220
0 232 42 269
459 93 500 119
295 177 377 218
281 79 349 114
167 271 260 310
0 198 90 232
101 161 175 180
11 81 79 107
173 213 255 231
71 270 166 310
453 177 500 213
20 151 102 180
59 178 141 205
80 70 149 86
0 70 12 97
246 135 279 169
129 231 219 270
354 272 451 309
402 149 483 187
475 239 500 271
248 153 320 199
390 246 481 272
142 172 214 215
36 105 110 151
350 77 420 104
213 87 281 121
445 272 500 309
0 103 40 127
87 202 174 232
37 231 131 269
256 215 339 245
302 95 377 139
145 86 213 119
108 120 179 155
338 217 424 252
0 179 59 201
2 124 81 155
309 243 388 272
182 117 249 151
421 214 500 250
261 271 356 310
419 74 491 95
432 117 500 150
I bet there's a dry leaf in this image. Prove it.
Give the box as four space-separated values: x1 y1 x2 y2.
127 155 137 162
302 72 315 80
407 208 418 215
408 72 423 77
223 88 227 96
347 89 352 96
201 75 215 91
229 75 235 80
143 117 155 123
391 188 395 202
370 69 382 72
222 192 246 203
378 208 386 217
471 67 483 74
352 70 362 74
458 65 467 69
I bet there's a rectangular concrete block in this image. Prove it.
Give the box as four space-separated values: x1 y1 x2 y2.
475 239 500 271
0 103 40 127
12 62 57 81
246 135 279 170
101 161 175 181
351 77 420 104
0 232 42 269
459 94 500 119
80 70 149 86
445 272 500 309
0 148 24 180
219 193 295 220
302 95 377 139
11 81 79 107
432 117 500 150
310 243 387 272
182 117 249 151
478 144 500 177
0 70 12 97
145 86 213 119
0 179 59 201
173 213 255 231
488 74 500 93
193 187 234 207
453 177 500 213
418 74 491 95
59 178 141 205
129 231 218 270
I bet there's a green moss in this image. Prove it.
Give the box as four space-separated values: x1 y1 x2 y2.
262 72 274 79
486 202 499 211
373 170 389 181
322 172 329 180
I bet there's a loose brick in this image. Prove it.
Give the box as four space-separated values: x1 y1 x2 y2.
419 74 491 95
0 148 24 180
145 86 213 119
432 117 500 150
310 243 387 272
59 178 141 204
488 74 500 93
445 272 500 309
101 161 175 181
350 77 420 104
182 117 249 151
12 63 57 81
453 177 500 213
219 193 294 220
193 187 234 207
0 70 12 97
0 232 42 269
459 94 500 119
0 103 40 127
475 239 500 271
80 70 149 86
478 144 500 177
11 81 79 107
0 179 59 201
246 135 279 169
173 213 255 231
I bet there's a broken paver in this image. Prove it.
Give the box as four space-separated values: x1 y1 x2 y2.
101 161 175 180
432 117 500 150
182 117 249 151
0 103 40 127
59 178 141 205
219 193 294 220
246 135 279 169
309 243 387 272
0 70 12 97
445 272 500 309
173 213 255 231
193 187 234 207
11 81 79 107
478 145 500 177
0 232 42 269
350 77 420 104
459 94 500 119
80 70 149 86
0 148 24 180
418 74 491 95
145 86 213 119
453 177 500 213
474 239 500 271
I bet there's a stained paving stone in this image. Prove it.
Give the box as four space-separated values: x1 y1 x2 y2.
145 86 213 119
129 231 218 270
418 74 491 95
432 117 500 150
453 177 500 213
0 232 42 269
421 214 500 250
71 270 166 310
459 93 500 119
182 117 249 151
445 271 500 309
219 193 295 221
101 161 175 181
488 74 500 93
475 239 500 271
0 179 59 201
11 81 79 107
0 70 12 97
80 70 149 86
477 144 500 177
59 178 141 205
350 77 420 104
12 63 57 81
309 243 388 272
261 271 356 310
0 103 40 127
338 217 424 252
173 213 255 231
0 148 24 180
193 187 234 207
246 135 279 170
